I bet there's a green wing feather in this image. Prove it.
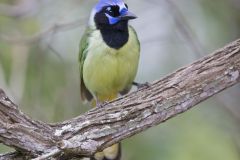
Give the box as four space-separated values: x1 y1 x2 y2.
129 25 140 50
79 27 93 101
120 26 140 95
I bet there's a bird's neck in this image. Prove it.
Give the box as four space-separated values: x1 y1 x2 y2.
99 21 129 49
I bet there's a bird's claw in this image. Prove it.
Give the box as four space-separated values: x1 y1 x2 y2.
133 82 150 90
96 101 108 108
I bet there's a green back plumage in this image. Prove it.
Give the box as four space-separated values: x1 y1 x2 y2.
79 27 93 101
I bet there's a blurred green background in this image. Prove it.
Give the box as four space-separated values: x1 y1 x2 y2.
0 0 240 160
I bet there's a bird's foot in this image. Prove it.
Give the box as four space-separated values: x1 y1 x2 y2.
96 101 108 108
132 82 150 90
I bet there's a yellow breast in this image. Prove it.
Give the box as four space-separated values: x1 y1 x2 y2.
83 26 140 98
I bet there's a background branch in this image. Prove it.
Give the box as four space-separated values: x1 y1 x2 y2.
0 19 85 44
0 39 240 159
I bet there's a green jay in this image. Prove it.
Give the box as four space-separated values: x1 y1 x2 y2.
79 0 140 159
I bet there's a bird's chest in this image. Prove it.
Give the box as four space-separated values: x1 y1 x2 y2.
83 31 139 95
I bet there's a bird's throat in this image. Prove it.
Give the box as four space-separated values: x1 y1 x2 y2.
99 22 129 49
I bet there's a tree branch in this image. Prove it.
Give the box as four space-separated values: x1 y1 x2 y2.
0 152 30 160
0 39 240 159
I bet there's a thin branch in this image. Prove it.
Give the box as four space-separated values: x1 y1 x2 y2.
0 19 86 44
0 39 240 159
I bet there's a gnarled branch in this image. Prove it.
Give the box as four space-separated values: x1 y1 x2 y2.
0 39 240 159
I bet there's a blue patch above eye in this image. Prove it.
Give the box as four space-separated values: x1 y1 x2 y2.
120 8 128 15
105 13 120 25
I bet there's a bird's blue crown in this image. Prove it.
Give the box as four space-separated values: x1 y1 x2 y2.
93 0 128 25
94 0 125 12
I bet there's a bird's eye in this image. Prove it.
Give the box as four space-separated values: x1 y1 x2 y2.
105 6 120 17
124 3 128 9
106 7 112 12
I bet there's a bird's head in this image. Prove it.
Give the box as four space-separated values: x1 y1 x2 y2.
89 0 137 29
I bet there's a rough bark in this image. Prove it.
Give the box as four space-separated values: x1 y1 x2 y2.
0 39 240 159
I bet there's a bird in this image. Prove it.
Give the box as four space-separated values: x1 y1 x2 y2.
79 0 140 160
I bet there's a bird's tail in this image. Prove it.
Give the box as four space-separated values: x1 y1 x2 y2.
90 143 121 160
91 94 121 160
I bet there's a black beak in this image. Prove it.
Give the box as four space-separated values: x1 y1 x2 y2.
120 11 137 20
